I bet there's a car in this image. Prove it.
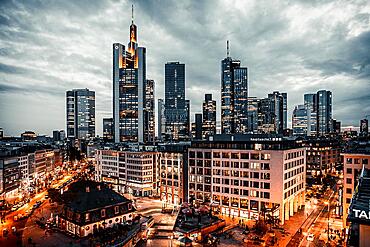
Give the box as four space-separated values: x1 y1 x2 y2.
307 233 314 241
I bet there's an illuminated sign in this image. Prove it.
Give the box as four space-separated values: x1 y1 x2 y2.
352 209 370 219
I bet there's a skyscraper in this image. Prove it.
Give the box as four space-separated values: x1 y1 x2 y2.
145 79 155 142
221 41 248 134
304 93 317 136
157 99 165 141
202 94 216 138
113 6 147 143
316 90 332 136
247 97 261 133
193 113 203 140
66 89 95 139
292 105 309 136
103 118 114 142
360 119 368 136
267 91 287 134
164 62 189 141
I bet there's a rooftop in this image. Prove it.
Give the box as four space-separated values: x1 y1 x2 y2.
62 179 131 212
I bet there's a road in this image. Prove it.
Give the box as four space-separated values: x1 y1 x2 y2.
0 173 74 246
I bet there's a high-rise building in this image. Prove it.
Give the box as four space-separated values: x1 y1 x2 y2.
292 105 309 136
316 90 332 136
360 119 369 136
113 6 147 143
247 97 261 133
304 93 317 136
157 99 166 141
267 91 287 134
66 88 95 139
0 128 3 139
103 118 114 142
202 94 216 138
332 119 341 134
145 79 155 142
164 62 189 141
221 41 248 134
53 130 66 142
192 113 203 140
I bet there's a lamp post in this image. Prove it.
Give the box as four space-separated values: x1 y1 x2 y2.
324 201 330 244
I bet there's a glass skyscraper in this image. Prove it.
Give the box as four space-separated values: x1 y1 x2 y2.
164 62 189 141
145 79 155 142
202 94 216 138
317 90 332 135
292 105 308 136
221 47 248 134
304 93 317 136
113 8 149 143
66 88 95 139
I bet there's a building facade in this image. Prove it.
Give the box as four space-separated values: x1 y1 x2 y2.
221 49 248 134
95 149 159 197
317 90 333 136
292 105 309 136
202 94 216 139
188 135 306 225
103 118 114 142
66 89 95 140
157 99 166 141
145 79 155 143
164 62 189 141
113 12 147 143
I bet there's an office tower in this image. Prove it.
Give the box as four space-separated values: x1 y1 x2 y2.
113 6 147 143
0 128 3 139
221 41 248 134
53 130 66 141
202 94 216 138
360 119 369 136
157 99 166 141
332 119 341 134
188 135 306 225
316 90 332 136
267 91 286 134
258 97 276 134
103 118 114 142
185 100 190 138
304 93 317 136
164 62 189 141
247 97 260 133
292 105 309 136
66 89 95 139
145 79 155 142
193 113 202 140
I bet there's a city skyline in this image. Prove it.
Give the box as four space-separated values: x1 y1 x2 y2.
1 0 370 136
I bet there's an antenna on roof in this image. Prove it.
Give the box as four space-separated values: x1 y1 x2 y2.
131 4 134 24
227 40 230 57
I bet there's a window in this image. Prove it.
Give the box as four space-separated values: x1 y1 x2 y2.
85 213 90 222
263 183 270 189
346 158 352 164
346 188 352 194
346 168 353 174
346 198 351 204
363 159 369 165
241 153 249 159
346 178 352 184
263 192 270 199
101 209 106 218
354 158 360 164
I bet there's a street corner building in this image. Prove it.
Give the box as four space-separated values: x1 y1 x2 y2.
57 179 135 237
188 134 306 225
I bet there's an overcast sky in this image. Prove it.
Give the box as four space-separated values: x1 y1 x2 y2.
0 0 369 137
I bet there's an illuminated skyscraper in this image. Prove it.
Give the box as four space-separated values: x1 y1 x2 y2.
103 118 114 142
292 105 308 136
267 91 287 134
145 79 155 143
157 99 165 141
113 5 147 143
304 93 317 136
66 88 95 139
221 41 248 134
202 94 216 138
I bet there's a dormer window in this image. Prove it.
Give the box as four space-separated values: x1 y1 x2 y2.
115 206 119 214
101 209 106 218
85 213 90 222
128 203 132 210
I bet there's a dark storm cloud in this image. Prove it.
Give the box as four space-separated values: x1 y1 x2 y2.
0 0 369 136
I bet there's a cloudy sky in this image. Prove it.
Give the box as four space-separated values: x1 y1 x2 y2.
0 0 369 136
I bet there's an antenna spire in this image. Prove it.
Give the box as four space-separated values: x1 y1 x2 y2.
131 4 134 24
227 40 230 57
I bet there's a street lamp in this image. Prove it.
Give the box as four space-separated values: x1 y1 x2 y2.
324 201 330 244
